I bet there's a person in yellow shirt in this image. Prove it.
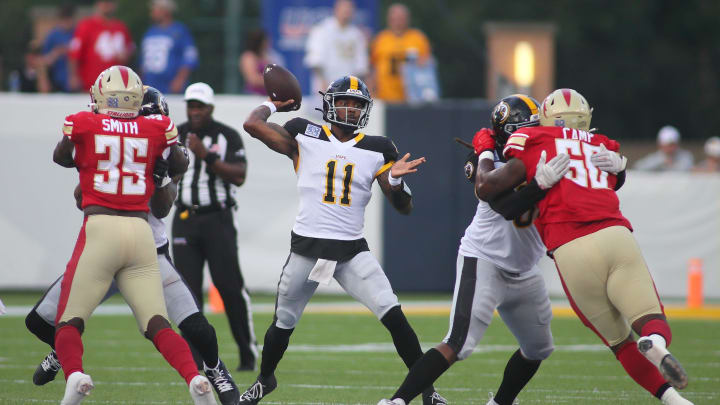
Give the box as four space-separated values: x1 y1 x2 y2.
370 4 431 102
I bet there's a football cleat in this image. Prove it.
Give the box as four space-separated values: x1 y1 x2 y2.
204 360 240 405
377 399 406 405
238 374 277 404
486 392 517 405
423 390 448 405
189 375 217 405
60 371 94 405
661 387 694 405
638 337 688 389
33 349 61 385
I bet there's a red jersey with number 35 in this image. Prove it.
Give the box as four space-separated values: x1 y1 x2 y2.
503 126 632 250
62 111 178 211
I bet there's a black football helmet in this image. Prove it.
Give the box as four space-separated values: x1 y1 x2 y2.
318 75 373 131
491 94 540 147
140 85 169 116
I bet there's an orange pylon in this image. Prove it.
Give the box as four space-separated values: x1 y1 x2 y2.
687 258 704 308
208 283 225 313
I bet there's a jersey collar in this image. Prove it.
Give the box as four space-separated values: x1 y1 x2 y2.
322 125 364 147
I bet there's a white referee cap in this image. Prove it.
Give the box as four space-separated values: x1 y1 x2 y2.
657 125 680 145
184 82 214 105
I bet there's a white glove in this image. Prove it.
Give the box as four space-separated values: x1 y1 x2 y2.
590 143 627 174
535 151 570 190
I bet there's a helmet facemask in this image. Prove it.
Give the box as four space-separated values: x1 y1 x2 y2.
321 92 373 131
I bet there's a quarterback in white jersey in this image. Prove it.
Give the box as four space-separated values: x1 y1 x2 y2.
378 95 560 405
239 75 446 405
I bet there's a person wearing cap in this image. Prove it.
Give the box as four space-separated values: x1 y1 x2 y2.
634 125 694 171
172 82 258 372
693 136 720 173
139 0 198 93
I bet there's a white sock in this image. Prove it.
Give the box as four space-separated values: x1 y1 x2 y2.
649 333 667 349
661 387 693 404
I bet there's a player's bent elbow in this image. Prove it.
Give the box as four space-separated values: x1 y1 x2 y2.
243 120 261 138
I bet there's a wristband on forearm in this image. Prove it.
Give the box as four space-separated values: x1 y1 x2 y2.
204 152 220 166
388 170 402 186
261 101 277 114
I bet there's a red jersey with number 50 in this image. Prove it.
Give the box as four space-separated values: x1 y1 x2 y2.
62 111 178 211
503 126 632 250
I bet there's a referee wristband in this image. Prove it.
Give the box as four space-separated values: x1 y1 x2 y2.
261 101 277 114
204 152 220 166
388 170 402 186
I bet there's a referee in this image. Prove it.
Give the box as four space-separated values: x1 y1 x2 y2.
172 82 257 371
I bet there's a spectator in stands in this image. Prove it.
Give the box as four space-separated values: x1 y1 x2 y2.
42 4 75 92
693 136 720 173
68 0 134 92
15 41 51 93
239 28 285 95
304 0 368 97
633 125 694 171
370 3 432 103
140 0 198 94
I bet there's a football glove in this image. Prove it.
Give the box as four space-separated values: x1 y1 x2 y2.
590 143 627 174
472 128 495 155
153 157 171 188
535 151 570 190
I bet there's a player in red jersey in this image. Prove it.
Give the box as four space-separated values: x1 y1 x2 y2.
52 65 216 405
68 0 134 91
474 89 692 405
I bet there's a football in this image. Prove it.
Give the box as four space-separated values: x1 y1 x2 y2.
263 64 302 111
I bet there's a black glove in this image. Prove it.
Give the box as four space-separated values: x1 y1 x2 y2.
463 151 478 184
153 157 170 187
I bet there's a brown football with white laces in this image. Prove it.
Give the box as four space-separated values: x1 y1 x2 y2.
262 64 302 111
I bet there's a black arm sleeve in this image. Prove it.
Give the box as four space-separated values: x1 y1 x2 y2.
487 178 547 220
614 170 626 191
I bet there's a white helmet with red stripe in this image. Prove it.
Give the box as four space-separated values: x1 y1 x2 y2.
540 88 593 131
90 65 144 119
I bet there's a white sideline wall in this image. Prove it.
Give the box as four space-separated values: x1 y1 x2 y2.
0 93 718 299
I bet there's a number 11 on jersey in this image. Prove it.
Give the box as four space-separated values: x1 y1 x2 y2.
323 160 354 206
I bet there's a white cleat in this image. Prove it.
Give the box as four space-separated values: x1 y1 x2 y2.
189 375 218 405
661 387 694 405
637 336 689 389
60 371 94 405
377 399 406 405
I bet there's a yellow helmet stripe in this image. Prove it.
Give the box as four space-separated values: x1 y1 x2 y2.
349 76 359 90
514 94 539 115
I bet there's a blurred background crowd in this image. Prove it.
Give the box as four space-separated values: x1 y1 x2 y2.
2 0 720 169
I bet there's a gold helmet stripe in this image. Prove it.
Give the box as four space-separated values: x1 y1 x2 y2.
513 94 539 115
349 76 359 90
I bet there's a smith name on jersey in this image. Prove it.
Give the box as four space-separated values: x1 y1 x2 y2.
283 117 398 241
63 110 178 212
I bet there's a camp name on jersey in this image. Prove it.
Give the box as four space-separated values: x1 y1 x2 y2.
283 117 397 240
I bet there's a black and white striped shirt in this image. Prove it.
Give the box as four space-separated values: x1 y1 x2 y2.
177 120 246 209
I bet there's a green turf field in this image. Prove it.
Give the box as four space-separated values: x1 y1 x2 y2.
1 294 718 404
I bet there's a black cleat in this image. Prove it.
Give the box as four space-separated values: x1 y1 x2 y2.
238 374 277 404
659 354 689 390
204 360 240 405
33 350 61 386
423 389 448 405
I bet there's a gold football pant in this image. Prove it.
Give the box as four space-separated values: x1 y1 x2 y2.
553 226 663 347
56 215 168 333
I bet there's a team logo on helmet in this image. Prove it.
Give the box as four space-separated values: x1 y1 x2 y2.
493 102 510 125
108 97 119 108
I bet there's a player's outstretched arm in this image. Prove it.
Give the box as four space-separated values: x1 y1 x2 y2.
378 153 426 215
475 158 527 201
53 136 75 168
243 100 298 163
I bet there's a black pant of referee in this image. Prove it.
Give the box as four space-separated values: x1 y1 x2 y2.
173 204 257 370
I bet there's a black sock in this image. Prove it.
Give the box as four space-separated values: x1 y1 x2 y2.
25 309 56 349
178 312 219 368
655 383 671 399
494 349 542 405
259 323 294 380
393 348 450 402
381 306 424 369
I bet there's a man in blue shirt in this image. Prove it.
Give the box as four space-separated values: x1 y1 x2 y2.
140 0 198 94
42 4 75 92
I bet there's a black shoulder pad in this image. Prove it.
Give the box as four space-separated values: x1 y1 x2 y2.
356 135 399 164
284 117 326 140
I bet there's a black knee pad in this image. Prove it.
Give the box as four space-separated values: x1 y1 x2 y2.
178 313 216 340
25 309 57 347
144 315 171 340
